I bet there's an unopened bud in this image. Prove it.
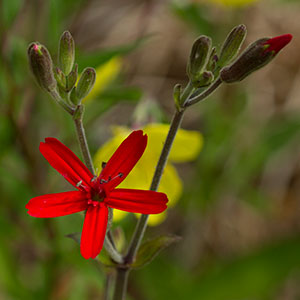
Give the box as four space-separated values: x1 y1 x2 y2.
70 87 78 105
220 34 292 83
54 67 66 89
207 47 218 72
27 42 56 91
218 24 247 67
66 64 78 92
58 31 75 75
187 36 211 82
76 67 96 101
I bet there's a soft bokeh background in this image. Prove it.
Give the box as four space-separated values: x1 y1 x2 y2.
1 0 300 299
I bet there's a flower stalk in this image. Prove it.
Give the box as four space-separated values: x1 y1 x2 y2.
73 105 95 175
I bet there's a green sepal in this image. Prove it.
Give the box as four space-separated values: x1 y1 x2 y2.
131 235 181 269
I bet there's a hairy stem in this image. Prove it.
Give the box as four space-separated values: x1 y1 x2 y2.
113 268 129 300
73 105 95 175
184 78 222 107
112 78 222 299
49 89 74 115
112 83 194 300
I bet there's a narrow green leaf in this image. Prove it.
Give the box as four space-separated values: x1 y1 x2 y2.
132 235 181 269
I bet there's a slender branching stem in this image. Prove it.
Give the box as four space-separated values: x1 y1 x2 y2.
104 238 124 264
73 105 95 175
184 78 222 107
113 268 129 300
49 89 74 115
112 78 222 300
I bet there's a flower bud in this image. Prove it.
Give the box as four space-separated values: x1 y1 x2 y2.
58 31 75 75
76 67 96 101
70 87 78 105
206 47 218 72
187 36 211 82
218 24 247 67
195 71 214 87
220 34 292 83
27 42 56 91
54 67 66 89
66 64 78 92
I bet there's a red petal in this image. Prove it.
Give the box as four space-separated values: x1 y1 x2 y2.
26 191 88 217
105 189 168 214
99 130 147 191
80 203 108 259
40 138 93 191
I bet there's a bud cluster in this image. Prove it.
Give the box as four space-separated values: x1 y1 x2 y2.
27 31 96 110
175 25 292 109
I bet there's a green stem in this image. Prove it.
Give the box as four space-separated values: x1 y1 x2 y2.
125 108 185 265
112 78 222 299
73 105 95 175
49 89 74 115
113 268 129 300
71 105 123 264
112 83 195 300
103 238 124 264
183 78 222 107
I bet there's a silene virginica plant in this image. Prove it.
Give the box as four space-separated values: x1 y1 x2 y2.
26 26 292 299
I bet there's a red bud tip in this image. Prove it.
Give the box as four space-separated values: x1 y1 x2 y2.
264 34 293 53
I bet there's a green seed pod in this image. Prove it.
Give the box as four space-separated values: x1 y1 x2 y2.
187 36 212 82
27 42 56 91
218 24 247 67
76 67 96 101
58 31 75 75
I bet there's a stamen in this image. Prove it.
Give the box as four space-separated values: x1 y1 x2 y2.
99 173 123 184
76 180 88 189
76 180 83 187
90 176 97 183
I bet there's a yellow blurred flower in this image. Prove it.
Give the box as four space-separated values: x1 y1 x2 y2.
94 124 203 226
204 0 258 7
82 56 122 102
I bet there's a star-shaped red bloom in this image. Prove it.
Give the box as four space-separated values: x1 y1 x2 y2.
26 130 168 259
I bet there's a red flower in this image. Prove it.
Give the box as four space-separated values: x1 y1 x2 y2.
26 131 168 259
264 34 293 54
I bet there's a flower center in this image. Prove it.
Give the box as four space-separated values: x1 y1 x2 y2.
87 184 106 207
